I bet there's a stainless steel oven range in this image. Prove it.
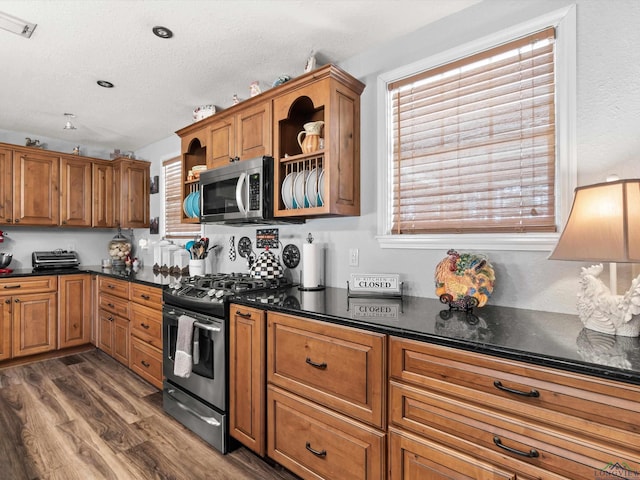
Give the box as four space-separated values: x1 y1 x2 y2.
162 273 292 454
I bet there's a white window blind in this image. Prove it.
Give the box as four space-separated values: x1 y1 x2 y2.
389 27 557 234
163 157 200 238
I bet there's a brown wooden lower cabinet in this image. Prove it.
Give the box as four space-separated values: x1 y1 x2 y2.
130 336 162 389
98 309 129 366
58 274 91 348
0 295 11 361
268 385 386 480
12 292 58 357
389 427 515 480
229 304 266 456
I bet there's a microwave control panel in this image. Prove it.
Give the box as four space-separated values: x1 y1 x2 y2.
249 172 261 211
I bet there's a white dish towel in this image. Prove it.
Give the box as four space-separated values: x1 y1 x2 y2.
174 314 196 378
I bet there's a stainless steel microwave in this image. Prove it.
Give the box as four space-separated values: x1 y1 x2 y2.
199 156 302 225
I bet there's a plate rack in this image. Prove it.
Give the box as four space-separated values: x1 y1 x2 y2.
280 153 324 210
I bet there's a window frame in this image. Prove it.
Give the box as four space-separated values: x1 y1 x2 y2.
376 5 576 251
163 156 202 239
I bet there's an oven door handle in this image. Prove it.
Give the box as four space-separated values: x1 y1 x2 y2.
166 389 221 427
193 321 221 333
235 172 247 215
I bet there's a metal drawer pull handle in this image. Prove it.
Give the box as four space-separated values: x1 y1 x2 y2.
194 321 221 333
107 284 115 289
141 360 150 368
3 285 20 289
140 294 150 300
166 389 221 427
305 442 327 458
493 436 539 458
107 303 115 308
493 380 539 398
235 310 252 318
305 357 327 369
140 323 150 329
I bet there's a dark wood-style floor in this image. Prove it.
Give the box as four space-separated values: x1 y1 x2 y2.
0 349 299 480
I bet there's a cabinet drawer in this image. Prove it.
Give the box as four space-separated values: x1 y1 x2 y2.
98 292 129 318
130 283 162 309
389 428 516 480
389 337 640 454
0 275 56 294
97 276 129 299
389 380 640 479
267 312 386 428
130 337 162 389
130 302 162 349
267 385 385 480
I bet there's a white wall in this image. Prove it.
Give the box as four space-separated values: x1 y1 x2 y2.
204 0 640 314
3 0 640 315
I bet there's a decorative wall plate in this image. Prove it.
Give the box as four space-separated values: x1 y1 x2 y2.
282 244 300 269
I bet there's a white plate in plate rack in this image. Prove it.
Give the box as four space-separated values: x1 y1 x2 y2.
281 172 295 209
317 169 325 206
305 168 319 207
293 170 309 208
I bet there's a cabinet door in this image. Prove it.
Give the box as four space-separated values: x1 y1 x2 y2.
0 147 12 225
13 149 60 226
92 161 115 227
209 117 235 169
58 274 91 348
236 102 272 161
229 304 266 455
0 296 11 361
98 309 114 355
12 292 57 357
60 156 92 227
113 316 129 367
120 161 149 228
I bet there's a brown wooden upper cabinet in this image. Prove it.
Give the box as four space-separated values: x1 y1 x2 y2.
273 66 365 218
92 160 115 228
60 155 92 227
0 142 149 228
113 157 150 229
0 147 13 225
176 64 365 220
13 148 60 226
209 101 272 169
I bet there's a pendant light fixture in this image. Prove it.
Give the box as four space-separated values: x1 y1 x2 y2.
63 113 76 130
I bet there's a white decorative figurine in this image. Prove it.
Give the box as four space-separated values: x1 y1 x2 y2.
250 81 261 97
577 264 640 336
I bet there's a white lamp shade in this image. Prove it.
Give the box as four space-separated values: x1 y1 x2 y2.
550 179 640 262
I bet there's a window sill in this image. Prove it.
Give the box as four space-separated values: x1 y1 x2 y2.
376 232 560 252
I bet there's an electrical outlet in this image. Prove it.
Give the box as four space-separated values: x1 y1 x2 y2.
349 248 359 267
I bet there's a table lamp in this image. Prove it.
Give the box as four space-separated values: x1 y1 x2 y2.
549 178 640 336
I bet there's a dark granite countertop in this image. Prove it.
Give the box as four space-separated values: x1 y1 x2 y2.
6 268 640 386
230 286 640 386
2 266 181 287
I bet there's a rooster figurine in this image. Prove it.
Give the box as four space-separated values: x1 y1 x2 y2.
435 249 495 310
577 264 640 337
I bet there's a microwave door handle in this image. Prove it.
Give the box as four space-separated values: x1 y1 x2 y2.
236 172 247 215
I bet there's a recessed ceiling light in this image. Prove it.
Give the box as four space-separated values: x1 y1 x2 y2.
97 80 114 88
152 26 173 39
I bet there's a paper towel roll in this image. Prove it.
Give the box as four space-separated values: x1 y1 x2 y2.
302 243 324 289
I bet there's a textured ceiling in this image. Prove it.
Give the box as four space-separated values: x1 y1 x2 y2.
0 0 479 153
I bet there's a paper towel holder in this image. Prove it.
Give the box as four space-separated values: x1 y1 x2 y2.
298 233 325 291
298 270 325 291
